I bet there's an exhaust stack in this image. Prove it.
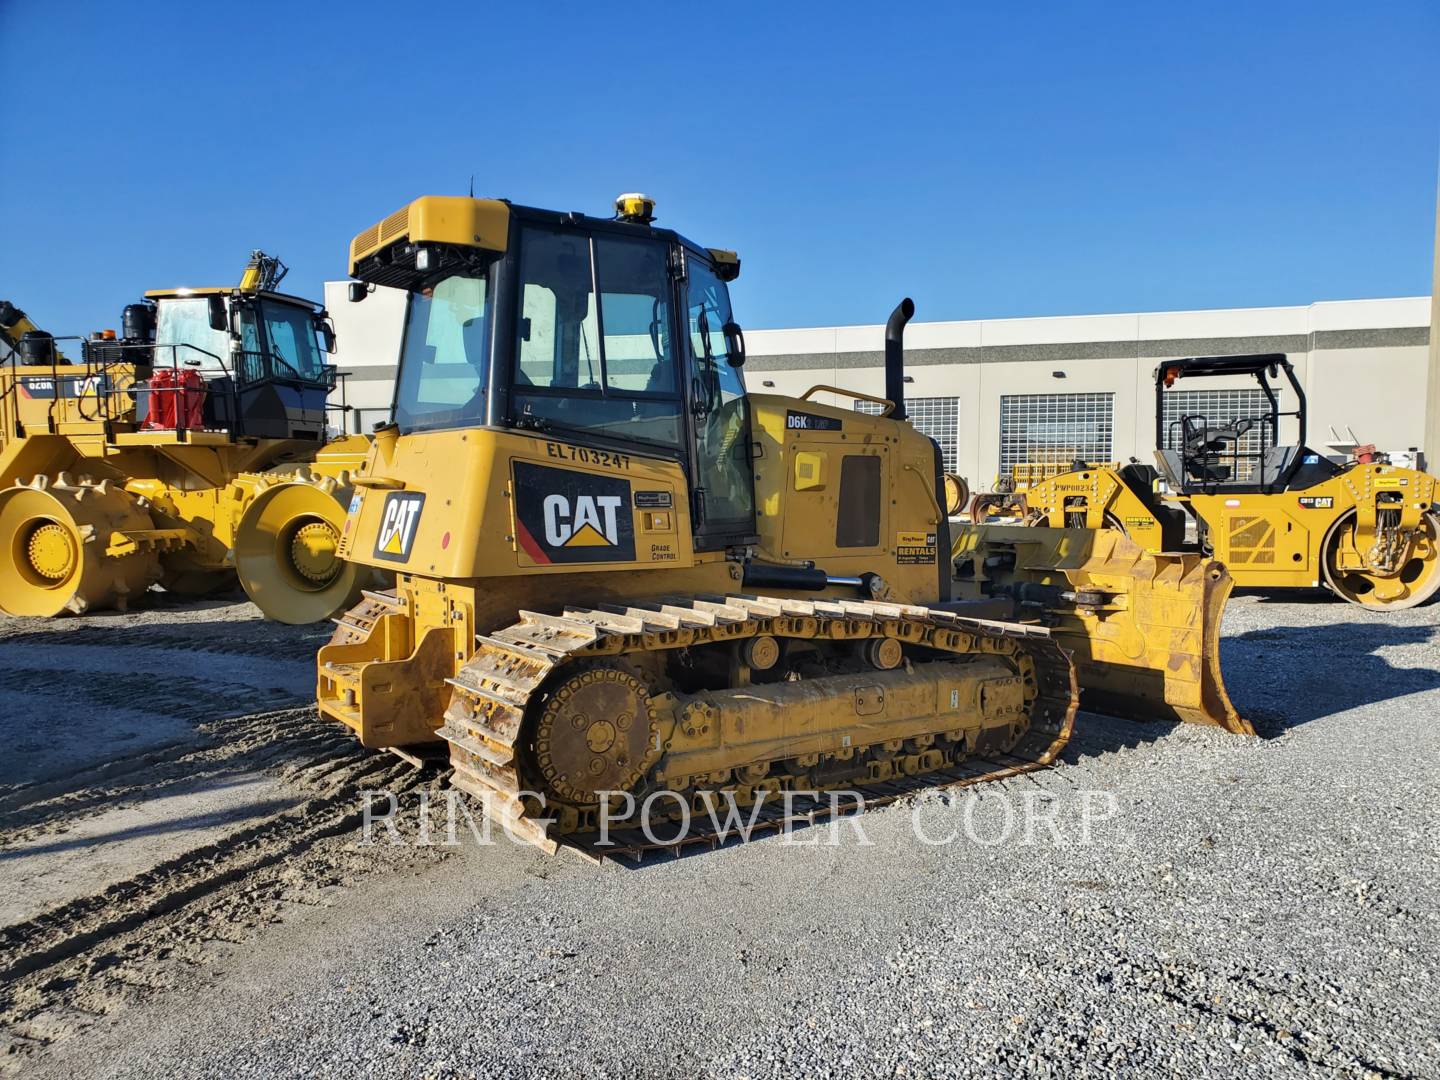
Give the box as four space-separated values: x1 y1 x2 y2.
885 297 915 421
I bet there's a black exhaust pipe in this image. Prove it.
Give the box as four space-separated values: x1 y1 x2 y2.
885 297 915 421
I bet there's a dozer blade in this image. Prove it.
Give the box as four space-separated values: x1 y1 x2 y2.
952 523 1251 735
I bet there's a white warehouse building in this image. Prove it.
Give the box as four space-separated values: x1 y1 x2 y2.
325 282 1432 490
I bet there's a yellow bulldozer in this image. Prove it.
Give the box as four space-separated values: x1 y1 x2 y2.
1021 354 1439 609
0 253 369 623
316 193 1243 857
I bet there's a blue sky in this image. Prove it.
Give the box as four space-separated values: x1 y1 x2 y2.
3 1 1436 336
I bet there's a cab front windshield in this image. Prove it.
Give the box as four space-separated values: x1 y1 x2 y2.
153 298 233 371
256 299 327 380
393 274 491 433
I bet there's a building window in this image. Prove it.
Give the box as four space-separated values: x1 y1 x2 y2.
855 395 960 473
998 392 1114 482
1160 388 1271 481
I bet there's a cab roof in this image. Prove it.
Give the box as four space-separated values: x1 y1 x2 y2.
348 195 738 283
142 287 322 310
1155 353 1292 381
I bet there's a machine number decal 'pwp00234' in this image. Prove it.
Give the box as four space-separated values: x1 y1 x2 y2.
895 530 938 565
373 492 426 562
513 461 636 564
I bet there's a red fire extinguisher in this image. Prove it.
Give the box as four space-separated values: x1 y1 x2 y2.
145 368 177 429
177 368 205 430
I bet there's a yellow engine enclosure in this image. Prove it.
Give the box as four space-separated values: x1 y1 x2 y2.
321 395 951 747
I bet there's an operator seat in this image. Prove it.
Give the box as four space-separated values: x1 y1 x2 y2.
1181 416 1254 483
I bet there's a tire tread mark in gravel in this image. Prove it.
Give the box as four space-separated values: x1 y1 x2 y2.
0 768 397 987
0 709 339 843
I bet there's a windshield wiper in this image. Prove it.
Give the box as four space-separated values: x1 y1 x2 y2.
520 417 680 456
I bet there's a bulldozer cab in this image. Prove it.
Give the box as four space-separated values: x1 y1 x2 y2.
1153 353 1338 495
363 197 756 550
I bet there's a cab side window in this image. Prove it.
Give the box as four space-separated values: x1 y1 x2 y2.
516 230 600 390
685 256 754 537
596 237 676 397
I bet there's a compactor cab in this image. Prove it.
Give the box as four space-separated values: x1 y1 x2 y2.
141 286 337 441
1 267 338 452
1153 353 1337 495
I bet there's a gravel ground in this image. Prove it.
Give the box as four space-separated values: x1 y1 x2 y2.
5 590 1439 1079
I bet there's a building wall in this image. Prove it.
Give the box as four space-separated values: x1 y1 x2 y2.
324 281 407 433
324 282 1430 487
743 299 1430 487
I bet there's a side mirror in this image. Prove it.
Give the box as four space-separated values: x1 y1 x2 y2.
722 320 746 368
348 281 368 303
207 295 228 332
315 312 337 353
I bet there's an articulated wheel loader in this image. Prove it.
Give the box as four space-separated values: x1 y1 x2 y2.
0 253 369 623
318 193 1241 857
1022 354 1440 610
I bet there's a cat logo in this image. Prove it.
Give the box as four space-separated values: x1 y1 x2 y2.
373 492 425 562
544 494 624 548
514 461 635 564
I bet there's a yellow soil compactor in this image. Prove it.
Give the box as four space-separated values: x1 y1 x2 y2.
1022 354 1439 610
0 253 368 623
317 194 1243 857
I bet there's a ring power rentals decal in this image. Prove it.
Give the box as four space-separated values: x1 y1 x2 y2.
514 461 635 564
895 530 937 565
373 492 426 562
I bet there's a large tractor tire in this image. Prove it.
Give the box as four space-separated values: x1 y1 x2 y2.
233 470 365 625
0 474 161 616
1321 509 1440 610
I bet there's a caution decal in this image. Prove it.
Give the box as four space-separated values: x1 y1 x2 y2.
373 492 426 562
514 461 635 564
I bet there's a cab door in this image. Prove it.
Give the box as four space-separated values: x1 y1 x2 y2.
681 252 755 550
